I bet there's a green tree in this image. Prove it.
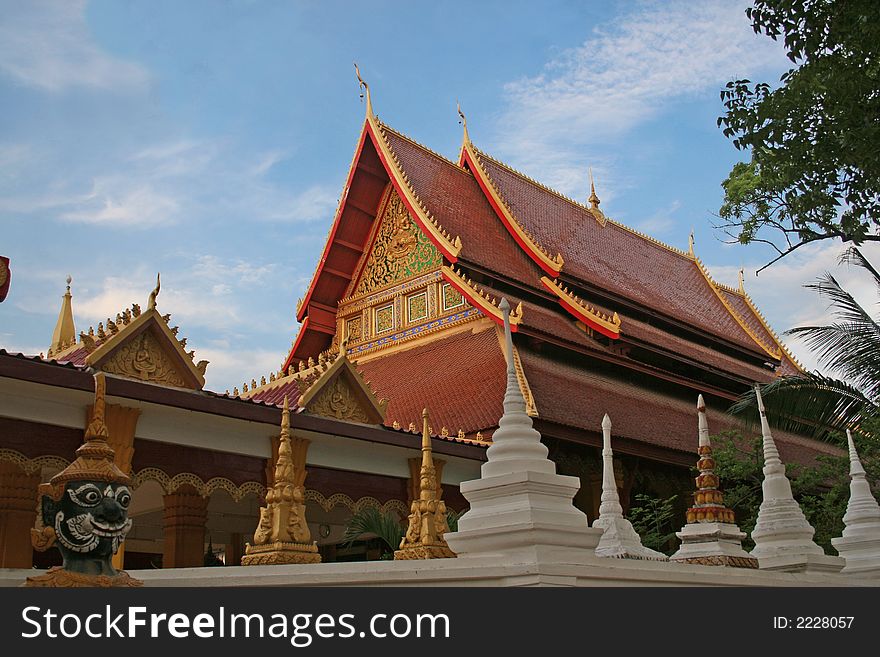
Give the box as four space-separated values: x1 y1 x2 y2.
730 248 880 442
628 493 679 555
717 1 880 270
341 507 404 558
710 430 880 553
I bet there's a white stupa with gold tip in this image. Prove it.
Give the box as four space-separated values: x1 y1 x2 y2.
750 385 843 573
831 430 880 576
670 395 757 568
443 298 602 561
593 414 666 560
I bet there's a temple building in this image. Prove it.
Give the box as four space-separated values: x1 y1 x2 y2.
246 87 836 513
0 87 842 571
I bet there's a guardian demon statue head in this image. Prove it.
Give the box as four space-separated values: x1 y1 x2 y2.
27 373 140 586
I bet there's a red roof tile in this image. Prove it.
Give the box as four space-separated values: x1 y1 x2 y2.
473 151 769 355
517 348 840 467
381 126 545 289
358 323 506 435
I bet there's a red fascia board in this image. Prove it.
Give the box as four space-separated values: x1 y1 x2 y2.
364 122 459 264
440 269 517 332
461 148 558 278
539 278 619 339
296 126 370 323
283 316 312 371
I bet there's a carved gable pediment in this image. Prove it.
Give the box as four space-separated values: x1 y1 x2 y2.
349 187 442 298
298 354 386 425
85 309 206 390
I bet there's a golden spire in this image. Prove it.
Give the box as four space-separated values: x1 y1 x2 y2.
147 273 160 310
588 168 600 210
394 407 454 559
420 408 437 502
457 100 470 146
738 267 746 294
354 62 373 119
688 229 695 257
48 275 76 357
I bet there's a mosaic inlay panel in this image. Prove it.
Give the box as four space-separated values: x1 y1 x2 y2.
442 283 464 310
352 189 442 297
375 304 394 334
407 292 428 323
346 316 362 342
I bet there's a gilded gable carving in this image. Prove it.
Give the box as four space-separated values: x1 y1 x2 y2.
306 374 372 423
99 330 190 388
353 189 442 297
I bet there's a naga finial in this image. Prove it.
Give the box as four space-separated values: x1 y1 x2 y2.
688 229 695 257
354 62 372 118
738 267 746 294
148 273 161 310
588 167 600 209
457 100 470 145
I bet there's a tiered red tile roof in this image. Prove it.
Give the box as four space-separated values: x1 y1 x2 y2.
280 105 825 466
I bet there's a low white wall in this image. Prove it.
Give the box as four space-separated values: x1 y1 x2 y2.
1 554 872 588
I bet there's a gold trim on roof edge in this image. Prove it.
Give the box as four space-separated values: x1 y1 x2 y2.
470 145 695 261
370 117 462 260
694 257 782 361
441 265 523 328
465 141 563 274
540 276 621 337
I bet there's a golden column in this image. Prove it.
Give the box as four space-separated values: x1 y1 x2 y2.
87 402 140 570
241 396 321 565
0 461 41 568
394 409 455 560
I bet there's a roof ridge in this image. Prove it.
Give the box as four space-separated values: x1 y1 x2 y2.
694 257 782 360
706 269 804 371
466 144 563 274
474 145 695 262
739 289 807 373
371 120 462 259
378 119 465 171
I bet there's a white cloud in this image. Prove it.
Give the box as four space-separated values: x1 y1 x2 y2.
708 242 880 373
0 0 150 93
635 200 681 236
60 181 180 227
196 347 284 394
495 0 788 197
255 183 339 223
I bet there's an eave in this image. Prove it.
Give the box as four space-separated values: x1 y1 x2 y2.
540 276 621 339
441 265 522 331
460 140 563 277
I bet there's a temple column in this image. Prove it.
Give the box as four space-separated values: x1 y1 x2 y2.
88 402 140 570
0 461 40 568
162 484 208 568
225 533 244 566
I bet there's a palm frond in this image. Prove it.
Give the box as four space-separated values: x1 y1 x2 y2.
341 507 404 553
728 374 876 443
787 321 880 397
798 272 879 329
839 247 880 291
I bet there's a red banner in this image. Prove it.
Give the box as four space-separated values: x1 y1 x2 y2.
0 256 10 302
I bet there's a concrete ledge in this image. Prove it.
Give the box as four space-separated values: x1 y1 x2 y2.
2 554 873 588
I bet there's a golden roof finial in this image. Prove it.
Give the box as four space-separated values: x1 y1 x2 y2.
354 62 373 119
457 100 470 146
688 229 695 257
420 408 436 501
588 167 600 210
148 273 161 310
48 275 76 357
738 267 746 294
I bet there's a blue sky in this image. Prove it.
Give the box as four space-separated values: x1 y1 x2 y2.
2 0 876 392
